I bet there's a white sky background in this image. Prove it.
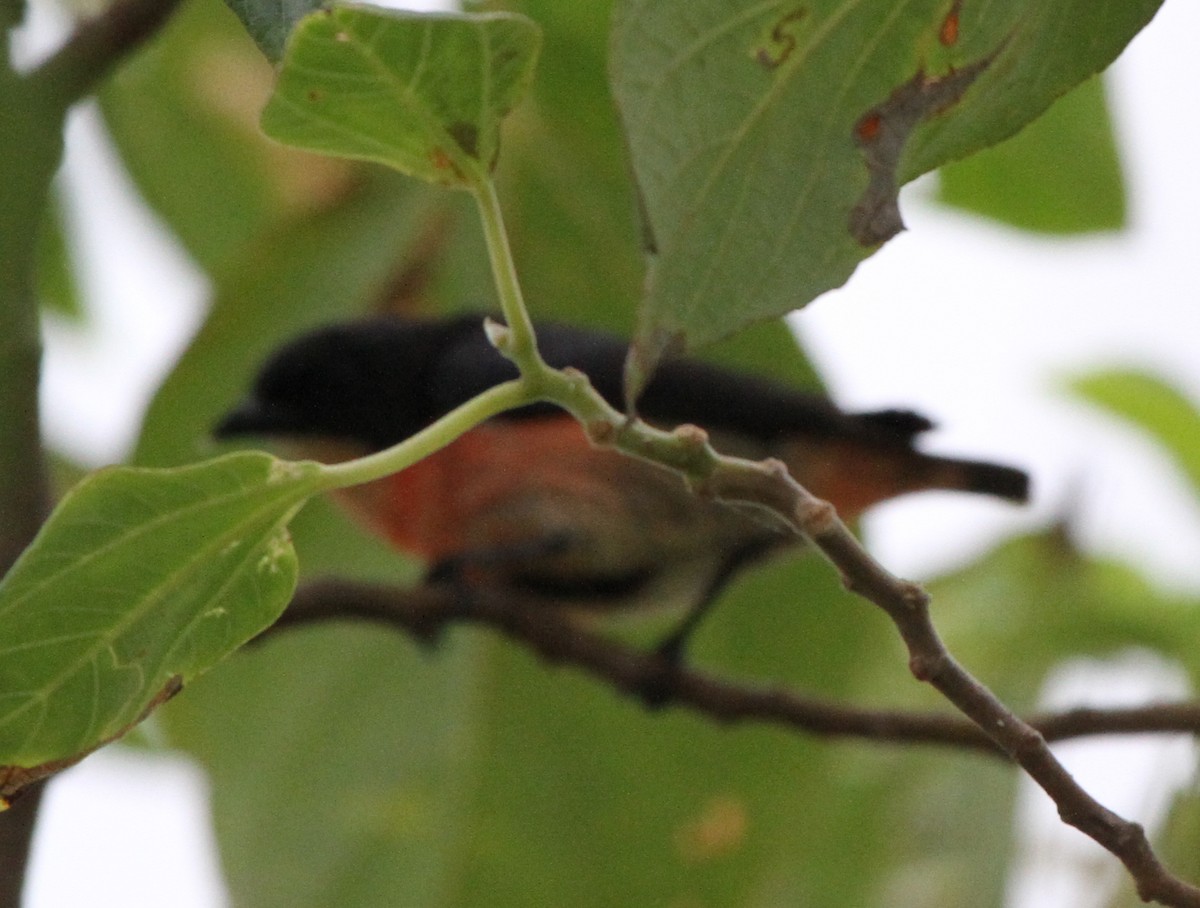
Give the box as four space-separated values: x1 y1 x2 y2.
19 0 1200 906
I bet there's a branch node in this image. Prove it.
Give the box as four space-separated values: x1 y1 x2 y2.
672 423 709 448
483 316 512 352
908 651 945 682
794 495 837 537
760 456 791 484
1008 722 1047 762
899 581 931 612
586 418 618 446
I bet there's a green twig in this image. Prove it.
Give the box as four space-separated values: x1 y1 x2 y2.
319 379 533 490
472 180 543 374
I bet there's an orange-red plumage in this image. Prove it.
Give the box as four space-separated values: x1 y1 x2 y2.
218 315 1030 638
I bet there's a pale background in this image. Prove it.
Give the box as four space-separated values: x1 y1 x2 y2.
17 0 1200 905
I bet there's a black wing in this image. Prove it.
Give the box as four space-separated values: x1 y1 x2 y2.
430 317 933 446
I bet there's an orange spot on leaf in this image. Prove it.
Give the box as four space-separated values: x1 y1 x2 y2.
855 113 882 142
940 2 961 46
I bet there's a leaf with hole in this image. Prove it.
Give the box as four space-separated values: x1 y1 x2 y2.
611 0 1163 388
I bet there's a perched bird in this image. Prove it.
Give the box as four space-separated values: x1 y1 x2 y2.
217 314 1029 655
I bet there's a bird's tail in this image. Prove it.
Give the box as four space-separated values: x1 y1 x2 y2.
921 455 1031 503
778 438 1031 518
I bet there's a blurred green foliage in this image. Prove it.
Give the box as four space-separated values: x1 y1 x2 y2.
4 0 1196 905
938 76 1126 233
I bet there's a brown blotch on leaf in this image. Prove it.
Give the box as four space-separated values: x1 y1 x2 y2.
855 112 882 143
754 7 808 71
447 121 480 159
848 46 998 247
427 147 469 184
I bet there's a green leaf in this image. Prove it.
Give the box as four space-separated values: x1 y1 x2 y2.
261 6 541 189
930 528 1200 682
611 0 1162 382
1070 370 1200 498
164 624 490 908
223 0 324 62
937 76 1125 234
0 452 324 775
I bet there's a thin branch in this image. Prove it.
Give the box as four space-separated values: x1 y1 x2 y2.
277 579 1200 754
758 468 1200 908
0 783 41 908
27 0 186 112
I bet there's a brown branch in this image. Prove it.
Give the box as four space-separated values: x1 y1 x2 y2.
737 464 1200 908
278 579 1200 753
279 578 1008 751
586 414 1200 903
27 0 187 111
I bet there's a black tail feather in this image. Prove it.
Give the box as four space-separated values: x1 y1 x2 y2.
947 459 1031 503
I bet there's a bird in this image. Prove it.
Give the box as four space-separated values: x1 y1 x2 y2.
216 313 1029 657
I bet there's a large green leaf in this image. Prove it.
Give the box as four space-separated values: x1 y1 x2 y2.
611 0 1163 383
170 548 940 908
0 452 323 778
498 0 822 389
261 7 541 189
1070 370 1200 499
165 624 488 908
937 76 1125 234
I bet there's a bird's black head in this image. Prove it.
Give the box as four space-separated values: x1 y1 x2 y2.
215 316 486 450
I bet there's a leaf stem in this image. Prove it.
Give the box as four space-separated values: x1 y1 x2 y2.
317 378 533 490
472 180 541 373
